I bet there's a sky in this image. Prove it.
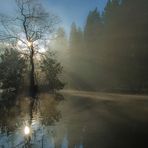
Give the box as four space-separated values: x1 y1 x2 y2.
0 0 108 33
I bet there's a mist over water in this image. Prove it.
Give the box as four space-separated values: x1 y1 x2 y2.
0 92 148 147
0 0 148 147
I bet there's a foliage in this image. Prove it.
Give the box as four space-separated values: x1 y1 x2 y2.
0 48 26 100
41 51 65 92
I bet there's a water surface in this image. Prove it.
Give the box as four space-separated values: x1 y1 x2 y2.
0 91 148 148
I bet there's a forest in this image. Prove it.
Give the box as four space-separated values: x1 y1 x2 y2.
0 0 148 147
53 0 148 93
0 0 148 103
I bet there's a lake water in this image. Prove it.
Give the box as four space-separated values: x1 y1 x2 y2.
0 91 148 148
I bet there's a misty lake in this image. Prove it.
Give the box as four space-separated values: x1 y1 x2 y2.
0 91 148 148
0 0 148 147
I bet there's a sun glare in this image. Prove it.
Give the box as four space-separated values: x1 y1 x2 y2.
24 126 30 135
27 41 32 47
17 39 49 53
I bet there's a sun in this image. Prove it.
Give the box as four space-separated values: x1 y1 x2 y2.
27 41 32 47
17 39 50 53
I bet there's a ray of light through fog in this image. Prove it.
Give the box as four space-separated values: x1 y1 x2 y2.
0 0 148 148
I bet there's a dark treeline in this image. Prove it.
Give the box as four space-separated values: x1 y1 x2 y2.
63 0 148 92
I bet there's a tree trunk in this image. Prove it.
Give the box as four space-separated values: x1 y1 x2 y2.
29 46 36 98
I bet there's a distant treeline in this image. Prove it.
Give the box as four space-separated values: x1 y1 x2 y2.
53 0 148 93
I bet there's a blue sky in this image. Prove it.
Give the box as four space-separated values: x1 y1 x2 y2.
0 0 108 33
43 0 108 32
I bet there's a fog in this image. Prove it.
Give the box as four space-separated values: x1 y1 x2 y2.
51 0 148 93
0 0 148 147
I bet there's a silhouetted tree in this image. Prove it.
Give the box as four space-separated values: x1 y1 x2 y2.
83 8 104 89
101 0 148 92
84 7 102 54
69 23 83 50
0 0 60 96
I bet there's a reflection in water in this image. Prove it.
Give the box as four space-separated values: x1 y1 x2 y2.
1 92 148 147
0 93 66 147
0 92 85 148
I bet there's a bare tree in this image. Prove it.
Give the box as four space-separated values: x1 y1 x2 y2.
0 0 59 97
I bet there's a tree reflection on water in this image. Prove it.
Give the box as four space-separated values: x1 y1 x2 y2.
1 92 148 148
0 93 64 147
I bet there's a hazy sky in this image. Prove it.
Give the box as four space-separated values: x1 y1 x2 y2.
0 0 108 32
